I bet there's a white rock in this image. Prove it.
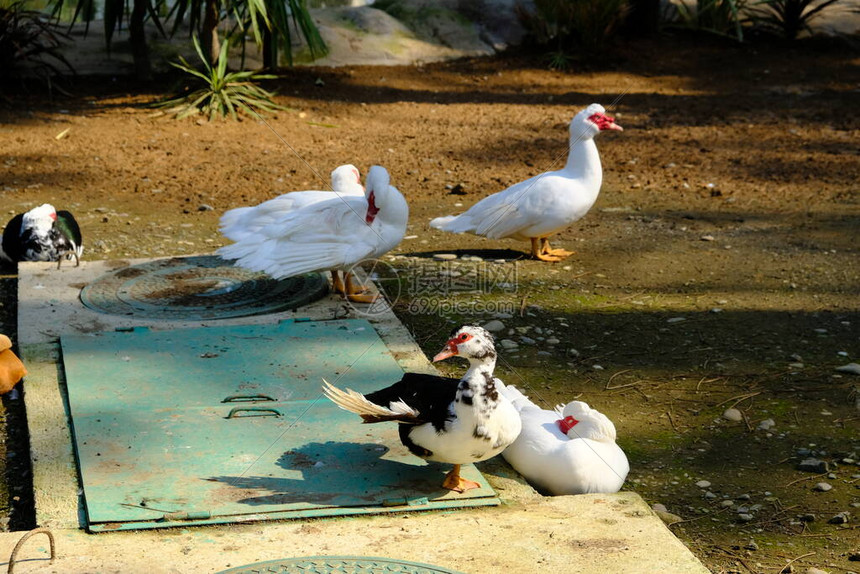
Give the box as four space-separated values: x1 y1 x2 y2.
696 480 711 489
667 317 686 324
500 339 519 350
482 320 506 333
723 408 743 422
758 419 776 431
433 253 457 261
546 338 560 345
700 235 715 241
835 363 860 375
813 482 832 492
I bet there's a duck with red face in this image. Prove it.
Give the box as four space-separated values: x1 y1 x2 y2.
323 325 521 492
430 103 623 262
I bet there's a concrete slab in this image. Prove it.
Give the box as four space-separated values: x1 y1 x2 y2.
13 257 710 573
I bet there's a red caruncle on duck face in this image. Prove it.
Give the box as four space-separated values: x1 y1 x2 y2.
587 112 623 132
432 331 473 362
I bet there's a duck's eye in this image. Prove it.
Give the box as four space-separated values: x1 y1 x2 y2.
459 333 469 341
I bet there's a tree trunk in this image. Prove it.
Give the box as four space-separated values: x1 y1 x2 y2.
129 0 151 81
201 0 221 67
262 27 278 69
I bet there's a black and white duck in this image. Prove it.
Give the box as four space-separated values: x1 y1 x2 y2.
323 325 522 492
0 203 83 268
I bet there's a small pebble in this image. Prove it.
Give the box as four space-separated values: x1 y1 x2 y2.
700 235 715 241
828 511 850 525
520 336 536 345
482 320 506 333
499 339 519 350
696 480 711 489
737 514 754 522
546 338 560 345
737 494 751 501
797 458 829 473
433 253 457 261
719 500 734 508
813 482 832 492
744 541 759 551
666 317 686 323
723 408 743 422
758 418 776 431
835 363 860 375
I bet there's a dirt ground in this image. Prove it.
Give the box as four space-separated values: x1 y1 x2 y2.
1 33 859 573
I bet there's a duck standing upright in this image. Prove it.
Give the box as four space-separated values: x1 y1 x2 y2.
219 165 407 303
430 103 622 261
499 385 629 495
323 325 522 492
0 204 83 268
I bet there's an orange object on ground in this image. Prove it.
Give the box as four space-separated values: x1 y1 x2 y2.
0 334 26 394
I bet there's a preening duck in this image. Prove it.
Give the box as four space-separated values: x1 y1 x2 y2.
430 103 622 261
219 165 407 303
499 385 629 495
323 325 522 492
219 164 364 245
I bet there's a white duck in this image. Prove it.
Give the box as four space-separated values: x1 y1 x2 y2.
1 203 83 268
430 103 622 261
219 164 364 245
323 325 522 492
499 385 629 495
218 165 407 303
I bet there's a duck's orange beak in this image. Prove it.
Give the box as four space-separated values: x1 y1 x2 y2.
432 339 458 362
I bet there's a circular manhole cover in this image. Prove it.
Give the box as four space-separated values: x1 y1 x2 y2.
217 556 464 574
80 255 328 320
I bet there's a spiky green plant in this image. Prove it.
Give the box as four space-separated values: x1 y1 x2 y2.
746 0 844 39
155 36 283 121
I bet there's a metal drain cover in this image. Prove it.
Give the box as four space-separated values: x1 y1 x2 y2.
218 556 464 574
80 255 328 320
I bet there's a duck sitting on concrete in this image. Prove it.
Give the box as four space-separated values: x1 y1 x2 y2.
499 385 629 495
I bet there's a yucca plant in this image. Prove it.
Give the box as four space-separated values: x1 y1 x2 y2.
155 35 282 121
746 0 844 39
0 1 73 92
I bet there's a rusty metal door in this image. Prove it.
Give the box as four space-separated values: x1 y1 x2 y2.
60 319 498 532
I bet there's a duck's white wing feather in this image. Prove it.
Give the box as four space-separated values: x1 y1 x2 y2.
219 195 379 278
431 176 547 240
221 191 357 242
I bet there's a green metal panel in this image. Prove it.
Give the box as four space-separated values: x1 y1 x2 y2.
60 319 498 532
